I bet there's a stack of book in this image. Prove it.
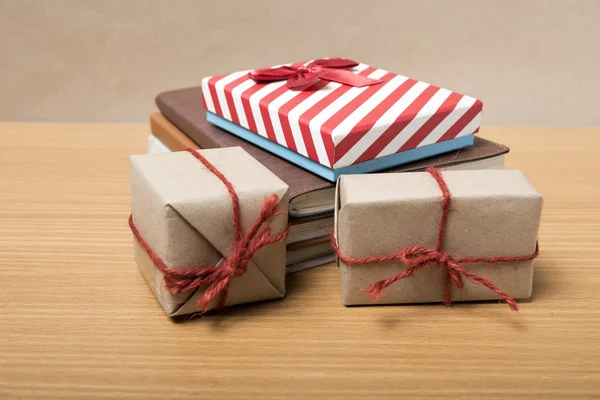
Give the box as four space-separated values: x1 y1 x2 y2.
148 80 509 273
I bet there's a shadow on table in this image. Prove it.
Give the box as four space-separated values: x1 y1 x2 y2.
170 258 557 330
169 267 317 328
525 257 557 302
371 257 558 331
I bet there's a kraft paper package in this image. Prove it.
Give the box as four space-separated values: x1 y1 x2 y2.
334 170 542 307
130 147 289 317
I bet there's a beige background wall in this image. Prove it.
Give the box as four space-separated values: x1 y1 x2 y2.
0 0 598 125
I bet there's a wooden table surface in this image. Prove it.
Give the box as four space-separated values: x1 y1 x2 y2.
1 123 599 399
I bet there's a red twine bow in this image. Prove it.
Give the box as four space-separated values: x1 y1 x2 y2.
331 167 539 311
129 148 289 313
248 58 383 90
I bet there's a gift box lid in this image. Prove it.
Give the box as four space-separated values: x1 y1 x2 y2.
201 59 483 170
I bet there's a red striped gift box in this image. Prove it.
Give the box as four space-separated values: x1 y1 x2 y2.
201 59 482 169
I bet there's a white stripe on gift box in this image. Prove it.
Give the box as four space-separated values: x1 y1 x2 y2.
283 64 370 158
263 61 316 146
267 86 304 147
417 95 477 147
239 63 302 138
231 79 256 129
286 82 332 156
332 80 430 168
308 68 388 166
330 75 409 144
201 77 216 113
215 63 293 130
215 70 251 121
286 82 341 157
248 81 288 138
456 111 482 139
377 88 453 159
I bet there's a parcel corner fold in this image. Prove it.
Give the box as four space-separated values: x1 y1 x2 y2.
334 169 543 306
129 147 289 316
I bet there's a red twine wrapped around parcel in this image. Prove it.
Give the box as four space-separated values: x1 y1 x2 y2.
248 58 383 89
331 167 539 311
128 148 289 313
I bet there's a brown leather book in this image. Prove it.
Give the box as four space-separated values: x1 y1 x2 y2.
155 87 510 218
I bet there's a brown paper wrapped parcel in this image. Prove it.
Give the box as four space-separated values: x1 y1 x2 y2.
334 170 542 306
130 147 289 316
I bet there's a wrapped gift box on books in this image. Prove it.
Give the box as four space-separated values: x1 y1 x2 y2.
201 58 483 181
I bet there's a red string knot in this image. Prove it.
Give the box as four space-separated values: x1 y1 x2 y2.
438 252 451 265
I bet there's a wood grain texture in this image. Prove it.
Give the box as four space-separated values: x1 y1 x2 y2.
0 123 599 399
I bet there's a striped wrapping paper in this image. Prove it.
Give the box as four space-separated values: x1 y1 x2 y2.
201 61 483 169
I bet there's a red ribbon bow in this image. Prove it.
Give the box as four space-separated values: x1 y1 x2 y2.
248 58 383 90
331 167 540 311
129 149 289 313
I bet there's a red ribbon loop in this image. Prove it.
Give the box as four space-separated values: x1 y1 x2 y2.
129 149 289 313
331 167 540 311
248 58 383 89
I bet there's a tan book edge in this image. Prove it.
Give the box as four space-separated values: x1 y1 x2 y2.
150 112 199 151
